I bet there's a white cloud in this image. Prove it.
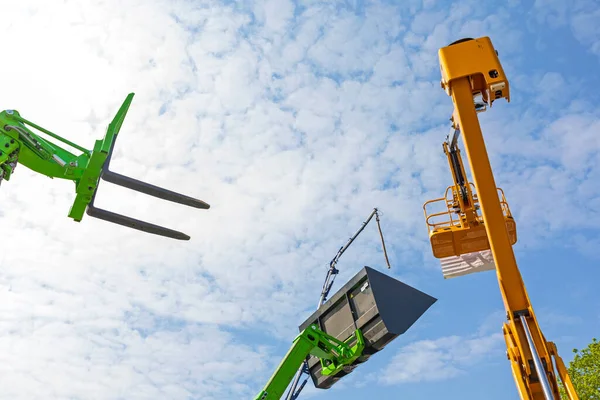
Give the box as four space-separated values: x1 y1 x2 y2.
256 0 295 35
477 109 600 249
570 8 600 56
535 309 584 328
534 0 600 56
0 0 597 399
378 331 504 385
0 316 269 399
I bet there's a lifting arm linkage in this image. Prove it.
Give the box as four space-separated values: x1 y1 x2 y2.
443 132 479 227
439 37 577 399
255 325 365 400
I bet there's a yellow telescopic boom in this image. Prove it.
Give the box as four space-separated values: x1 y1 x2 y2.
426 36 578 399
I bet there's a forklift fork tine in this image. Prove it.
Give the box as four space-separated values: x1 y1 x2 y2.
101 171 210 209
86 197 190 240
101 134 210 209
85 137 194 240
84 93 209 240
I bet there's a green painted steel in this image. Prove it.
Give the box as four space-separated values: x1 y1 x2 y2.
0 93 209 239
254 324 364 400
0 94 133 220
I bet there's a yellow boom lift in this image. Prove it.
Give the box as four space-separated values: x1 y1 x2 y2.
423 37 579 399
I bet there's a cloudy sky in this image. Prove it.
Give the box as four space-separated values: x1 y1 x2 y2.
0 0 598 399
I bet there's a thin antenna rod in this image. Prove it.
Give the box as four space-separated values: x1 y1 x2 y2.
376 211 391 269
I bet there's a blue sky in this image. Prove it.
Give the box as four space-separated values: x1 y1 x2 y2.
0 0 598 399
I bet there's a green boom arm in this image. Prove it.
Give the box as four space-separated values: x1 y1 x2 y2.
254 324 365 400
0 93 210 239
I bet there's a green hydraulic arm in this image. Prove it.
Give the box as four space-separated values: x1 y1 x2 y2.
0 93 210 240
254 324 365 400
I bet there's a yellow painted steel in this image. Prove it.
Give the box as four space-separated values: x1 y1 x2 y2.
423 144 517 258
548 342 579 398
433 37 578 399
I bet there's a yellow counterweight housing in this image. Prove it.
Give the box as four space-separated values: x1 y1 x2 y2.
439 36 510 105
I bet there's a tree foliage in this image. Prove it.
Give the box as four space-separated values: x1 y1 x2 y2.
559 338 600 399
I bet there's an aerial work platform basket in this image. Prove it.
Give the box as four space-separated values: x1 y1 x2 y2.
423 183 517 259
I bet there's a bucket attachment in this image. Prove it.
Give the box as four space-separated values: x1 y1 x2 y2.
66 93 210 240
298 266 437 389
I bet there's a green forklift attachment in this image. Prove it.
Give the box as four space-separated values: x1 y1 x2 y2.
0 93 210 240
298 266 437 389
